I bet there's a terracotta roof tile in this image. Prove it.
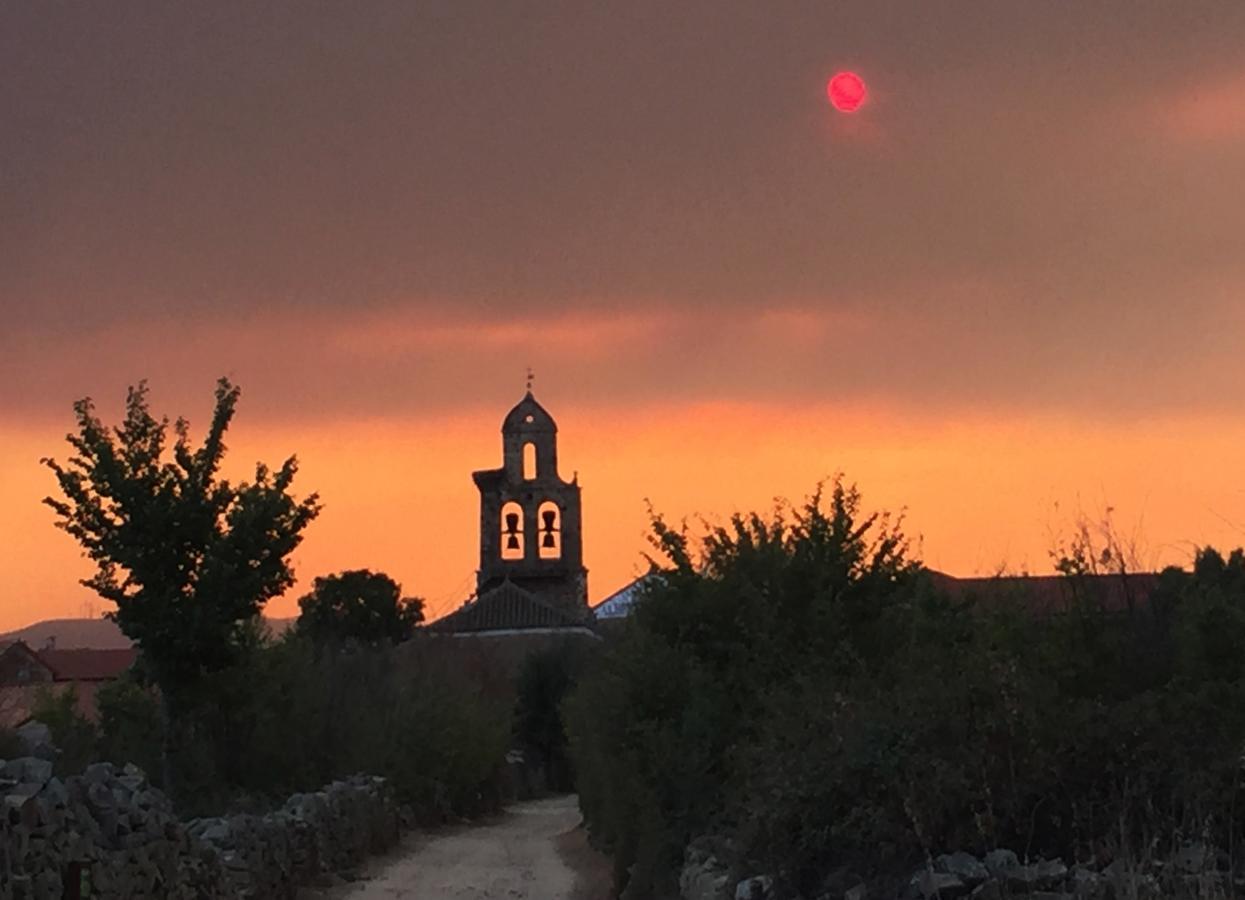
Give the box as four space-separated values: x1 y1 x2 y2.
38 648 138 681
928 570 1161 615
429 582 587 633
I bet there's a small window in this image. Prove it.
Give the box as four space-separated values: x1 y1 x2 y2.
538 501 562 559
501 501 525 560
523 443 537 480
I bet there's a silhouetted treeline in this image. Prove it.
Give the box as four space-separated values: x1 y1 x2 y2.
29 379 530 820
566 479 1245 898
26 631 511 821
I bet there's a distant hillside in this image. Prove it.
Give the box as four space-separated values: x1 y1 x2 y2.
1 618 130 650
1 616 296 650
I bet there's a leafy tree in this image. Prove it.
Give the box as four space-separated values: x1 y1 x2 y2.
571 476 1245 897
296 569 424 644
1175 547 1245 682
566 479 923 896
42 378 321 705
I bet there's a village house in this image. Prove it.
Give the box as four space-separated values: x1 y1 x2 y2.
0 639 137 729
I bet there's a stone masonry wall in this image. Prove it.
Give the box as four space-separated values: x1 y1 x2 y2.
0 757 400 899
679 838 1227 900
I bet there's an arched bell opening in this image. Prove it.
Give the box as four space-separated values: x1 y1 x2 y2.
501 501 525 560
538 501 562 559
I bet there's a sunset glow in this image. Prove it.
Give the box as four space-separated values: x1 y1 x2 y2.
3 5 1244 635
4 399 1245 631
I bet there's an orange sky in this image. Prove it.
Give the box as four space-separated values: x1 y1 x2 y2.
4 396 1244 631
2 4 1244 631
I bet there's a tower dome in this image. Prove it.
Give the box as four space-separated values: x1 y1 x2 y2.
502 391 557 435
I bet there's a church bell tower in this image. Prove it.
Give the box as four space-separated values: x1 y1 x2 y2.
472 391 588 617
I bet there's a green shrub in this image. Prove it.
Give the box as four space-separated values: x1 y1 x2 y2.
31 686 98 776
96 675 163 779
567 480 922 895
567 481 1245 897
150 632 511 820
382 668 510 821
514 640 590 795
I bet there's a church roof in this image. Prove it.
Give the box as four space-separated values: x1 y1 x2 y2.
428 581 587 634
926 570 1161 615
502 391 557 433
592 574 662 619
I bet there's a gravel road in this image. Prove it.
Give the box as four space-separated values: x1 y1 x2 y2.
327 795 607 900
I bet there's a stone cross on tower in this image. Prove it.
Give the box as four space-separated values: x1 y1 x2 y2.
471 391 588 618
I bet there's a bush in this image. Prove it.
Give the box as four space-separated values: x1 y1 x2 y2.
567 481 1245 897
149 632 511 820
514 640 590 794
31 686 98 775
96 675 164 781
567 480 922 896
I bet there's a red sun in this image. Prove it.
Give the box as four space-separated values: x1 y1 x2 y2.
827 71 867 113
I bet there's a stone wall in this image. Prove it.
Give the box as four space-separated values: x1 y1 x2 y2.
678 840 1228 900
0 757 400 899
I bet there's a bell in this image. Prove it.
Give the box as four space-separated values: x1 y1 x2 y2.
503 512 521 551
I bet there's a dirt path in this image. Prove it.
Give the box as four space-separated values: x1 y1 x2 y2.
324 795 610 900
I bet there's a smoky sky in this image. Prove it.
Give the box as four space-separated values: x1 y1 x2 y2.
3 2 1244 420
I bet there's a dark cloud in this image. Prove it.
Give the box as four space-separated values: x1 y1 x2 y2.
2 2 1243 415
3 288 1241 429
